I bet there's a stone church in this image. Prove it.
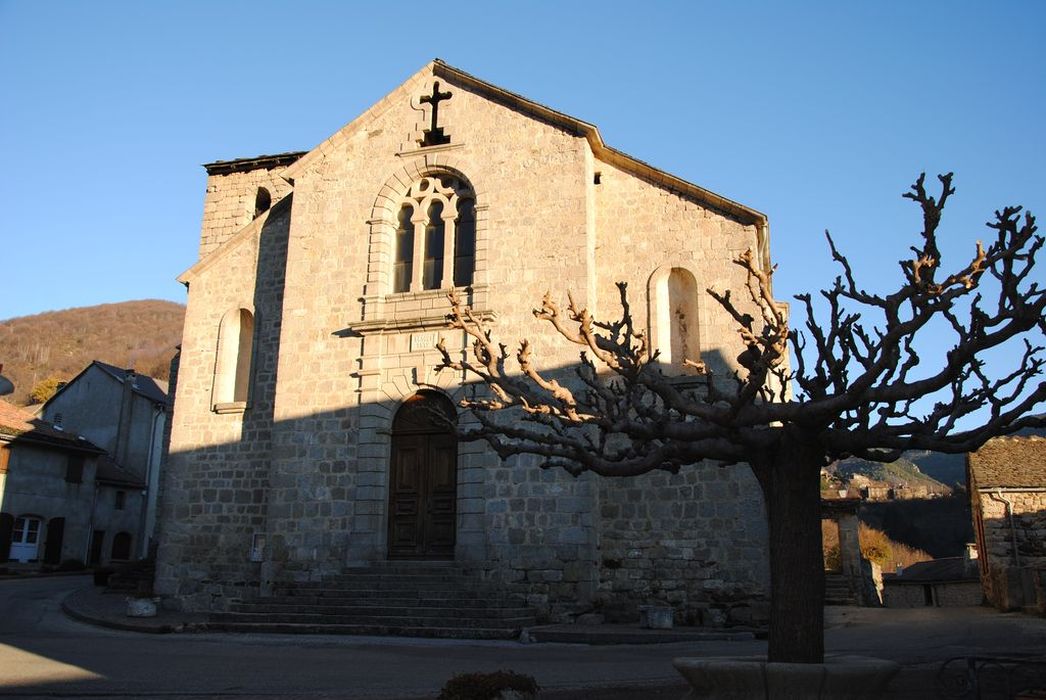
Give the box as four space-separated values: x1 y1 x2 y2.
156 60 772 627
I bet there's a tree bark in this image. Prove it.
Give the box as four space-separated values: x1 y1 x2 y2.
752 431 826 663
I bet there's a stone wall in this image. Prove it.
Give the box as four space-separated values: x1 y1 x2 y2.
155 200 291 609
884 581 982 608
596 464 769 626
199 166 295 258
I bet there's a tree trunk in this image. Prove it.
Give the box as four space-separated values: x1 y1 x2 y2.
752 431 826 663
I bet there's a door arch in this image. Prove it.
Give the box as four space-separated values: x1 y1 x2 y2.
387 391 458 560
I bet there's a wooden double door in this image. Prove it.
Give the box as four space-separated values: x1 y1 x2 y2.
387 393 458 559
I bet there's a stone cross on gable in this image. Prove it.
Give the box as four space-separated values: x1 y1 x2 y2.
420 81 452 147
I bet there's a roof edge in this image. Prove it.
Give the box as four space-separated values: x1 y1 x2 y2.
203 151 308 176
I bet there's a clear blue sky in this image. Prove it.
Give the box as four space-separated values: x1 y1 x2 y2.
1 1 1043 321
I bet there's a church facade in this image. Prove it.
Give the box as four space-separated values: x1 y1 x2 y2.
155 61 772 626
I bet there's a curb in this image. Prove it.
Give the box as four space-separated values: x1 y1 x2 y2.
0 570 93 581
60 588 209 635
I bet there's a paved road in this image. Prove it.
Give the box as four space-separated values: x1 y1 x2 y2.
2 576 1046 699
0 576 702 699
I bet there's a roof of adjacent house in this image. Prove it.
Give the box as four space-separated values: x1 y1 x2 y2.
94 454 146 488
887 557 978 584
91 361 169 405
967 435 1046 489
44 361 170 409
0 399 103 453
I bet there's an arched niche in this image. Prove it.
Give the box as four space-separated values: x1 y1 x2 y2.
648 265 702 373
212 307 255 411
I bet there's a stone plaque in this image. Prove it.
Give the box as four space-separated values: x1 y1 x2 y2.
410 332 437 352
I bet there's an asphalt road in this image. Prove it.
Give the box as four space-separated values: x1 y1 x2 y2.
0 576 701 699
3 576 1046 699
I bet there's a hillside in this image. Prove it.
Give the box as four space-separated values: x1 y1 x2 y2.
0 300 185 406
903 450 967 488
860 494 973 559
833 456 950 495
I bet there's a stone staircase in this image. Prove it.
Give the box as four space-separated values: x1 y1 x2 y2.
208 562 537 639
824 572 858 606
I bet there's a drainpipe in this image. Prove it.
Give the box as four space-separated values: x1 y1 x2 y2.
137 404 165 558
84 456 99 565
987 489 1020 568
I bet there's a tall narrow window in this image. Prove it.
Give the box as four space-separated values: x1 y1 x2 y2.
65 454 84 484
394 205 414 293
213 308 254 409
423 201 445 290
454 199 476 287
254 187 271 218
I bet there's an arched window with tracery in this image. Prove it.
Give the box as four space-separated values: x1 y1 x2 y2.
213 308 254 410
392 175 475 293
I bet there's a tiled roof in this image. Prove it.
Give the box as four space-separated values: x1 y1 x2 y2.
0 399 102 452
91 361 169 406
967 435 1046 489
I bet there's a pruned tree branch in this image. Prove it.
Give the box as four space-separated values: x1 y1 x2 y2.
435 174 1045 476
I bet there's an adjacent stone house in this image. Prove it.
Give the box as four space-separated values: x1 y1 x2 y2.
968 435 1046 614
0 399 144 566
156 60 774 625
38 361 169 559
883 550 982 608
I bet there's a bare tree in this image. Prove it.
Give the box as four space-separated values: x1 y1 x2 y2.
435 174 1045 663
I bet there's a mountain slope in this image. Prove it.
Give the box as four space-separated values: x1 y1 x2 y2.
833 456 950 494
0 300 185 406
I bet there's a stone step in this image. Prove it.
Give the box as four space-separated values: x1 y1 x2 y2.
205 621 522 640
219 564 540 639
276 578 487 592
253 592 522 607
211 611 536 629
229 602 535 618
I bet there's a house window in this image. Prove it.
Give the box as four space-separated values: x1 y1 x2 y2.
392 175 475 293
115 490 126 510
111 531 132 561
65 454 84 484
213 308 254 410
10 516 42 562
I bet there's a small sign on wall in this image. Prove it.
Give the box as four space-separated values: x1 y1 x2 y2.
249 533 266 562
410 332 437 352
